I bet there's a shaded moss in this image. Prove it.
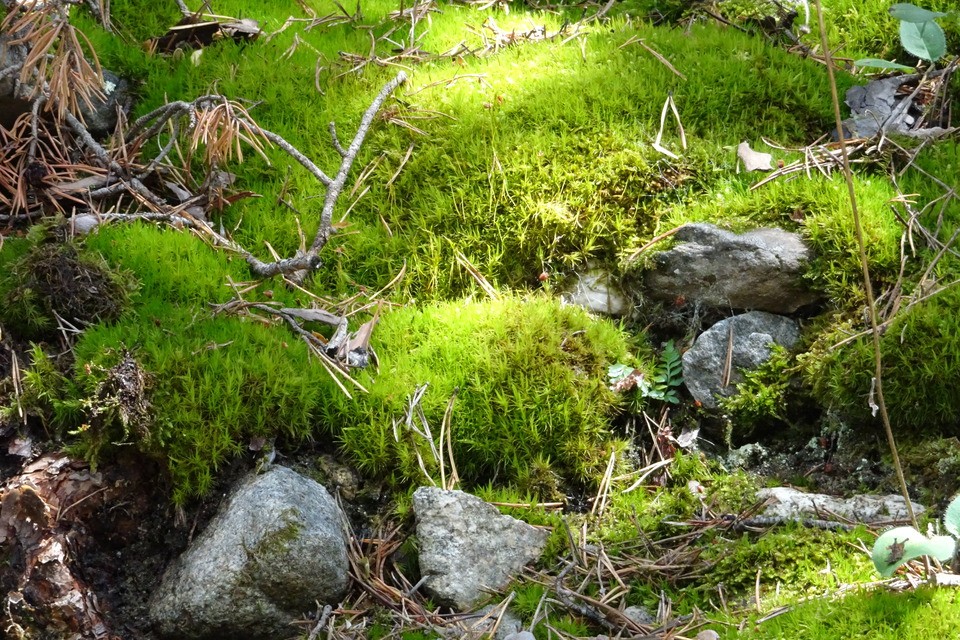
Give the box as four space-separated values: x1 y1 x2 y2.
1 233 137 341
806 286 960 435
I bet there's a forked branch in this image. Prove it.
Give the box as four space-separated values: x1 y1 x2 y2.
246 71 407 278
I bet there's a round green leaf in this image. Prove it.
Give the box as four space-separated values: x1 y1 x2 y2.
855 58 915 71
872 526 956 577
890 3 948 23
900 19 947 62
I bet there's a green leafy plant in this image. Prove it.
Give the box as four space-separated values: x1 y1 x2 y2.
857 3 951 70
871 493 960 577
608 340 683 405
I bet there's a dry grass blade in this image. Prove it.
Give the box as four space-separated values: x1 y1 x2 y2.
619 35 686 80
455 250 499 299
440 389 459 490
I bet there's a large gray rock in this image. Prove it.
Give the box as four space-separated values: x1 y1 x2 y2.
414 487 548 610
757 487 924 523
149 466 349 639
644 223 821 313
682 311 799 408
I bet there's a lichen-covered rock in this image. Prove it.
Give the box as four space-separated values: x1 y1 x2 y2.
413 487 548 610
149 466 348 639
757 487 924 523
644 223 821 313
682 311 800 408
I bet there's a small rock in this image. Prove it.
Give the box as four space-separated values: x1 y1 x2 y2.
414 487 549 610
696 631 721 640
69 214 101 235
682 311 800 408
757 486 924 523
623 604 655 625
726 442 769 469
644 223 821 313
503 632 536 640
149 466 349 639
77 70 130 137
563 266 631 317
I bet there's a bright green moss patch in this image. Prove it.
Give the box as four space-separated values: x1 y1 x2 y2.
328 296 636 488
74 0 860 302
72 309 334 503
724 587 960 640
62 295 637 502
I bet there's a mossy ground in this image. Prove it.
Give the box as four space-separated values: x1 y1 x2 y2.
3 0 960 637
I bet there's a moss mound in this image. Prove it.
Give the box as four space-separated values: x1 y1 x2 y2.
329 296 635 488
66 295 633 502
0 231 136 340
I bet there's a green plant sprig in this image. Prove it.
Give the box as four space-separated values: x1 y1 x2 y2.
608 340 684 406
856 3 952 70
872 493 960 576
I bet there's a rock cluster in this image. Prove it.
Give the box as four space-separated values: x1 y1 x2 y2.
149 471 547 638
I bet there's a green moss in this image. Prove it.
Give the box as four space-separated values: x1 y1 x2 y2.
57 295 637 503
71 307 335 503
719 345 795 440
705 524 874 604
806 286 960 434
329 296 636 488
726 587 960 640
588 452 761 552
252 507 303 558
899 438 960 508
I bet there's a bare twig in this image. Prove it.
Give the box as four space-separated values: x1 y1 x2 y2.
812 0 916 529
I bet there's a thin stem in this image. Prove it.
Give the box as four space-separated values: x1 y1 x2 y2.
812 0 916 528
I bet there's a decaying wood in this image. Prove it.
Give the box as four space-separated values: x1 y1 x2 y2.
0 455 122 639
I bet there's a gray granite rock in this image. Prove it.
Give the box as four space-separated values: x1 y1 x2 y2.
644 223 821 313
757 486 924 523
149 466 349 639
682 311 800 408
77 69 130 137
414 487 548 610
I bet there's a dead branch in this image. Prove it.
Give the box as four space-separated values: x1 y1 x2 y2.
245 71 407 278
